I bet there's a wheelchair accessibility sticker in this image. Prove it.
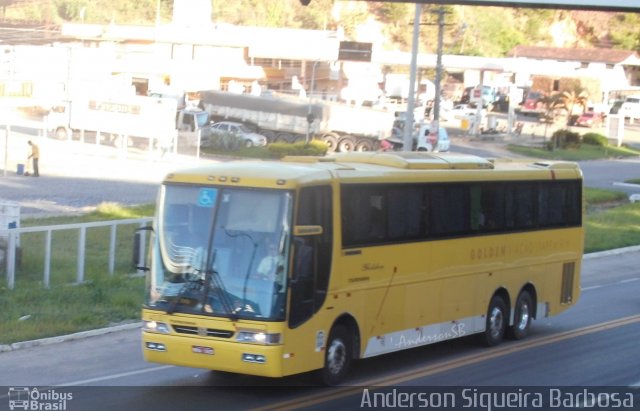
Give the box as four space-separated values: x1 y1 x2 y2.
198 188 217 208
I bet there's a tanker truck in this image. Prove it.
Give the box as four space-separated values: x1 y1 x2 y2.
198 90 395 152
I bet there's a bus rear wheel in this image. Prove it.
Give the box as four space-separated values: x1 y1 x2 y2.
508 290 533 340
321 325 352 386
481 295 507 347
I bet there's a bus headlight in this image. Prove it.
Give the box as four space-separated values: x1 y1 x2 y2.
143 320 171 334
236 331 281 345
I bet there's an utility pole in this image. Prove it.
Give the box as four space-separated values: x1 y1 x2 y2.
306 61 318 144
404 7 450 151
403 4 421 152
432 8 449 128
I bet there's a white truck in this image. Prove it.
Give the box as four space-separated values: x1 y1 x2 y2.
46 95 215 154
198 90 396 152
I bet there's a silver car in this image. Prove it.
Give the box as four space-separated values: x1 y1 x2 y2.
210 121 268 148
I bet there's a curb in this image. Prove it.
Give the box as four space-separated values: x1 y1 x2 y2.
2 246 639 353
583 244 640 260
0 321 141 353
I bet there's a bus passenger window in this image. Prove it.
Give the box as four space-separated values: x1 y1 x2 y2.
368 195 385 240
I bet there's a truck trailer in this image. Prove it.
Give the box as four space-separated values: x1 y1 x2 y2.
199 90 395 152
47 95 179 150
46 95 214 155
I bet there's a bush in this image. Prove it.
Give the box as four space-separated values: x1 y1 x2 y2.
582 132 608 147
207 132 242 151
267 140 328 158
548 129 581 150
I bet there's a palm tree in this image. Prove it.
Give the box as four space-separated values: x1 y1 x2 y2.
561 87 590 125
538 93 565 123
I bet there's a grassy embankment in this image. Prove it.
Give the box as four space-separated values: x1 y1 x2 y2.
1 203 153 345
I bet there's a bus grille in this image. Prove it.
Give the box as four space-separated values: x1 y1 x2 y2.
172 325 234 338
560 262 575 304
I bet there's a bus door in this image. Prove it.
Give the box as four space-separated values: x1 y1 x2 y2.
283 186 333 374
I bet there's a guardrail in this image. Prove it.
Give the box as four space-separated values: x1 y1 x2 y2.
1 217 153 290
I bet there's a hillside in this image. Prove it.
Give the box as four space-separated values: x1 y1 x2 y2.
0 0 638 56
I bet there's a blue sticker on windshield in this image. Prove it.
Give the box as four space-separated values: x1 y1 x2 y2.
198 188 217 208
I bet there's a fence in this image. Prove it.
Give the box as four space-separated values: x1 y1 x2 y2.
1 217 153 290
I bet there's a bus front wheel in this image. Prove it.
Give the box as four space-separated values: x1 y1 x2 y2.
321 325 352 386
508 290 533 340
482 295 507 347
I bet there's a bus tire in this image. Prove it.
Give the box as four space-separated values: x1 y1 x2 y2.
481 294 507 347
508 290 533 340
321 325 352 386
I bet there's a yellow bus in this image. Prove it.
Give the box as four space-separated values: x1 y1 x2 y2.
140 152 583 385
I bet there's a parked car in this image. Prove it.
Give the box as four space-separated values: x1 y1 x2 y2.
575 111 603 128
208 121 268 148
620 95 640 119
415 124 450 152
441 104 485 122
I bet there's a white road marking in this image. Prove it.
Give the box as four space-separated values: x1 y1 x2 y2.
582 278 639 292
59 365 175 386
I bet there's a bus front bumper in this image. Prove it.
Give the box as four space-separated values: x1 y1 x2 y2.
142 331 285 377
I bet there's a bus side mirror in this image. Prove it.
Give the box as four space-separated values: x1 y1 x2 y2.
133 226 153 272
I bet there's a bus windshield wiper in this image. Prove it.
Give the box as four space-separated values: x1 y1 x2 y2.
198 248 239 320
202 267 238 321
166 273 202 315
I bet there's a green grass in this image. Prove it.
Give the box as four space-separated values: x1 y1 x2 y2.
585 200 640 253
1 187 640 344
0 276 144 344
201 140 329 159
1 202 153 344
584 188 629 207
22 202 155 227
507 144 640 161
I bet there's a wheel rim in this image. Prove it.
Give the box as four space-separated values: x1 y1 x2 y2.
489 306 504 339
516 300 530 331
339 142 353 152
327 338 347 375
322 136 338 152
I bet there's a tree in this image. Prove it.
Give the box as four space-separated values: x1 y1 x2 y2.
537 93 565 123
561 87 589 125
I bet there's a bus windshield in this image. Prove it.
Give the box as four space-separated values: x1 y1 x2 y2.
146 184 293 321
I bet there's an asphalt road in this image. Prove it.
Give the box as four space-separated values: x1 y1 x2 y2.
0 250 638 411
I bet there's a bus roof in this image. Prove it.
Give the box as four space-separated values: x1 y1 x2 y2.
163 152 581 188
